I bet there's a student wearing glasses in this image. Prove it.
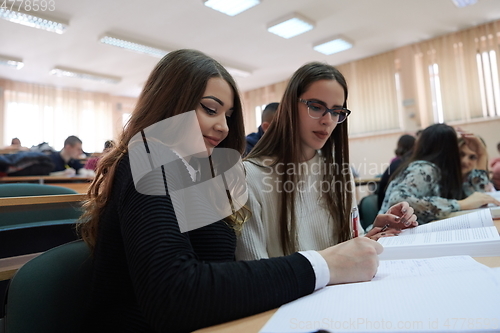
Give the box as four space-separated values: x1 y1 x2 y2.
379 123 500 224
236 62 417 261
79 51 391 333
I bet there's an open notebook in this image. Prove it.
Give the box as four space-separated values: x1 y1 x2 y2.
260 256 500 333
378 209 500 260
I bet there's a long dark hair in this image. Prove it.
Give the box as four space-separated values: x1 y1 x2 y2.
390 123 463 199
78 49 246 251
246 62 352 255
394 134 415 157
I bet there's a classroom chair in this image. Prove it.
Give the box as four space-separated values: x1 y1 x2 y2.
1 240 92 333
0 183 82 257
0 183 83 318
358 194 379 231
0 183 81 232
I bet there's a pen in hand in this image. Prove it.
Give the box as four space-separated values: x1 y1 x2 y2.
380 224 390 233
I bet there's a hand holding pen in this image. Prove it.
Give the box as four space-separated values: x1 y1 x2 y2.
365 201 418 240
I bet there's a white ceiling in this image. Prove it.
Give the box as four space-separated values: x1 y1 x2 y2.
1 0 500 98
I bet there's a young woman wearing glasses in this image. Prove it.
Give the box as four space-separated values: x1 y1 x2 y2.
236 62 417 261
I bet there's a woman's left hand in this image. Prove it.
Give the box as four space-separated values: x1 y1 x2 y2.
374 201 418 229
365 225 401 240
365 201 417 240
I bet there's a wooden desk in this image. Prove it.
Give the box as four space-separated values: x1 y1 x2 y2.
49 182 90 194
0 175 93 184
195 219 500 333
449 206 500 219
354 178 380 186
0 253 42 281
0 193 85 213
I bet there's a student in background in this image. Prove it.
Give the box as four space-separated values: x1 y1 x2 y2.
236 62 417 261
491 142 500 190
84 140 115 171
2 137 29 151
245 102 278 155
379 124 500 224
78 50 385 333
377 134 416 209
390 134 415 164
48 135 84 175
457 131 494 192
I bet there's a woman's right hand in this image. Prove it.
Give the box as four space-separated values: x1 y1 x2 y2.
457 192 500 211
317 237 383 285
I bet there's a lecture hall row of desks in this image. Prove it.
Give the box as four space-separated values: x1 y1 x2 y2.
0 175 93 194
0 175 381 195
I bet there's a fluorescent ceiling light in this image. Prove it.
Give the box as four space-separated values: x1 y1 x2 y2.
451 0 477 7
50 67 121 84
99 34 169 58
0 55 24 69
99 34 251 77
313 36 353 55
203 0 260 16
225 66 251 78
0 9 67 34
267 13 315 39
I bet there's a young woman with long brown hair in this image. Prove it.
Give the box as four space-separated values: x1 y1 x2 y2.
236 62 417 261
77 50 386 333
379 124 500 224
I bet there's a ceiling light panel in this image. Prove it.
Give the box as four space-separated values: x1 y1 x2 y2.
313 36 353 55
267 13 315 39
0 55 24 69
99 35 169 58
50 67 121 84
451 0 478 7
203 0 260 16
0 9 67 34
225 66 251 78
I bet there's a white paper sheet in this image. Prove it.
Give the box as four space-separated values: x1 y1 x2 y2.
260 257 500 333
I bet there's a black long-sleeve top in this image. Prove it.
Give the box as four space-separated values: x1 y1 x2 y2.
82 155 316 333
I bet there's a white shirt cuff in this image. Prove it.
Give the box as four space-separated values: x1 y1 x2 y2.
298 250 329 291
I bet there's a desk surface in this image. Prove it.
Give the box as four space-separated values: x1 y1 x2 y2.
195 218 500 333
354 178 380 186
0 193 85 215
0 175 93 183
49 182 91 194
0 253 42 281
0 193 85 207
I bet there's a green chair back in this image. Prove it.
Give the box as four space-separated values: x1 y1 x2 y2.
0 184 80 230
3 240 92 333
359 194 379 231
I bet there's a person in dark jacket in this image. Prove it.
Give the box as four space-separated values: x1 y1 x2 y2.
244 102 278 155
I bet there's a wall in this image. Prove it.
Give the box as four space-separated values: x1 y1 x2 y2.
349 118 500 179
0 80 4 147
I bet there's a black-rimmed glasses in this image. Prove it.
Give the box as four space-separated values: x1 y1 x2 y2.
299 99 351 123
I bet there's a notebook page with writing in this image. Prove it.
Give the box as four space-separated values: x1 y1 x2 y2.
402 209 494 234
260 268 500 333
373 255 489 281
377 210 500 260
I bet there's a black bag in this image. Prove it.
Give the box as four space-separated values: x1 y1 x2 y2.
0 152 55 176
